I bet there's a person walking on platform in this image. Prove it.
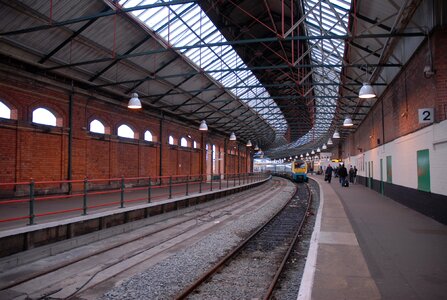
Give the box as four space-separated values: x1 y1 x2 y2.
349 165 355 183
325 164 333 183
353 166 358 184
338 164 348 186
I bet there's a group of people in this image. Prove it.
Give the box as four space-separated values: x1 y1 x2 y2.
324 164 357 187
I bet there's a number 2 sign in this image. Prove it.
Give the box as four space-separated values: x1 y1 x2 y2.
418 108 434 124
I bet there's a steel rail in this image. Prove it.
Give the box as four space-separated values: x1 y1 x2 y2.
264 181 312 299
174 179 310 300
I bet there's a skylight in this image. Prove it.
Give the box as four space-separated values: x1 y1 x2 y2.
268 0 351 155
119 0 287 135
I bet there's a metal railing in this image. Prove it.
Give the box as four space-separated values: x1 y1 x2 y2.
0 172 268 228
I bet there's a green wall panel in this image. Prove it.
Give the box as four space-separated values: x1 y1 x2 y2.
417 149 430 192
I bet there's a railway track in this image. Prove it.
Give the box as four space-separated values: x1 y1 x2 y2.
0 178 291 300
175 182 312 300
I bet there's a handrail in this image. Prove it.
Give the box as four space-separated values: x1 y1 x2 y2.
0 172 269 228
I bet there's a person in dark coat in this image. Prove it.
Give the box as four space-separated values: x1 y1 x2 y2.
349 166 355 183
325 164 333 183
338 164 348 186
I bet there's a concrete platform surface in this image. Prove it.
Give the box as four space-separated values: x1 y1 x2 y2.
300 175 447 300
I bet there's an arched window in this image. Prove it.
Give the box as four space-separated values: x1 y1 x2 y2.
0 101 11 119
117 124 135 139
89 119 105 134
180 137 188 147
144 130 153 142
193 141 197 149
168 135 175 145
32 107 57 126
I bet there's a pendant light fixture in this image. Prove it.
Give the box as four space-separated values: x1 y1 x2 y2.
311 150 315 155
229 132 236 141
199 120 208 131
359 66 376 99
343 116 353 127
128 93 142 109
300 154 303 158
306 152 309 157
254 144 259 151
322 143 327 150
359 82 376 99
327 138 333 145
333 129 340 139
317 147 321 153
246 140 252 147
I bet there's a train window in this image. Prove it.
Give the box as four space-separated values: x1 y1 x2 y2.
294 161 305 168
168 135 175 145
180 137 188 147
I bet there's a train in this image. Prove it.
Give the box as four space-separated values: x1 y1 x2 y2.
262 159 309 182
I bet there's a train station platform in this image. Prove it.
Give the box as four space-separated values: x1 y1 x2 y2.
0 174 269 259
299 175 447 300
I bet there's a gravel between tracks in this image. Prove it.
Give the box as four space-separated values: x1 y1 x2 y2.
100 178 318 300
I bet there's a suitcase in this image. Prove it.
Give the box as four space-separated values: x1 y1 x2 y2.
343 180 349 187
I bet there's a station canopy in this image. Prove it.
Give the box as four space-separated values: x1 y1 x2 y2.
0 0 427 157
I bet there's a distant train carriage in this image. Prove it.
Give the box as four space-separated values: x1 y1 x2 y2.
291 159 308 182
262 159 308 182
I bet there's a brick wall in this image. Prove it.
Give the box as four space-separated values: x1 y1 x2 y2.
0 72 251 195
342 28 446 157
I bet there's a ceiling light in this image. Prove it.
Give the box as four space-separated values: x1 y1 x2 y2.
128 93 142 109
300 154 303 158
322 143 327 150
333 130 340 139
359 82 376 98
199 120 208 131
317 147 321 152
311 150 315 155
246 140 252 147
229 132 236 141
327 138 333 145
254 144 259 151
343 116 353 127
306 152 309 156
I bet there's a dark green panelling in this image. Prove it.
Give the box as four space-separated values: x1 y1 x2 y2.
386 156 392 183
417 149 430 192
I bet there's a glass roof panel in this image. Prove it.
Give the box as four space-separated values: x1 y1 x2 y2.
119 0 287 135
268 0 351 153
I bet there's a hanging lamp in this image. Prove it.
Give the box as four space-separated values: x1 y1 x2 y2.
128 93 142 109
359 83 376 99
333 130 340 139
199 120 208 131
343 116 353 127
229 132 236 141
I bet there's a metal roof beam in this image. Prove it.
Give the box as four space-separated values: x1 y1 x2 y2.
0 0 198 36
42 32 424 71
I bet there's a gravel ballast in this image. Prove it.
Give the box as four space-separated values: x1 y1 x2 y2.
100 178 319 300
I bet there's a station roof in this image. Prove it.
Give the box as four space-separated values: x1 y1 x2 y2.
0 0 428 157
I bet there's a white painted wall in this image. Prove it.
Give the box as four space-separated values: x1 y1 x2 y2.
344 119 447 196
